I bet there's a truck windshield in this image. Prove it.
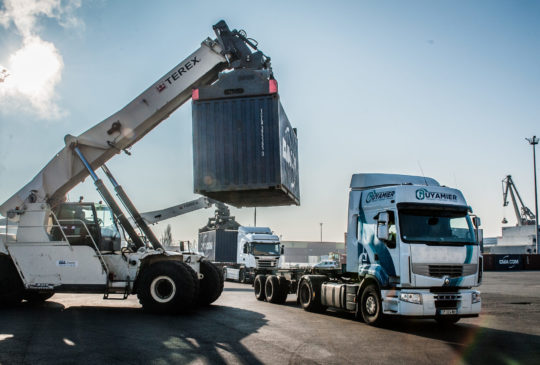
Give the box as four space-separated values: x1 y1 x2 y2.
252 243 280 255
398 205 476 245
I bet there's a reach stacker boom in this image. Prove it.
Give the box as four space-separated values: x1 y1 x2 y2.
0 20 274 313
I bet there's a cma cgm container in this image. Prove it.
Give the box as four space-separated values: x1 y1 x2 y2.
192 69 299 207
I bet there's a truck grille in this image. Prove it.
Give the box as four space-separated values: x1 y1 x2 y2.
412 264 477 278
433 293 461 309
256 259 276 268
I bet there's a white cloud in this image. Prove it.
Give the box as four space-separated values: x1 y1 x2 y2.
0 0 82 119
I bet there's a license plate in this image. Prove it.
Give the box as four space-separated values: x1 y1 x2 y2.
439 309 457 315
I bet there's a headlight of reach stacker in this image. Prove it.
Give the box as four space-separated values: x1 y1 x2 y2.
400 292 423 304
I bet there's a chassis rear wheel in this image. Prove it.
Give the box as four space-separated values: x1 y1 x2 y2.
254 274 267 301
198 261 224 306
265 275 281 303
137 261 197 313
298 276 326 313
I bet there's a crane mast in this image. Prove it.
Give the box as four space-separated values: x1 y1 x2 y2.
502 175 536 226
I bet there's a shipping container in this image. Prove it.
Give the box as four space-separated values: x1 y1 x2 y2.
198 229 238 262
192 69 299 207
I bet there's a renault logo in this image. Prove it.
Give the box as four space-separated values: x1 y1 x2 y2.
443 277 450 286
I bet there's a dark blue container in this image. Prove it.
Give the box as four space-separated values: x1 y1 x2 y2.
192 69 299 207
198 229 238 262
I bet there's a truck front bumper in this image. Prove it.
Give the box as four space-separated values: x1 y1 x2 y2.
380 289 481 318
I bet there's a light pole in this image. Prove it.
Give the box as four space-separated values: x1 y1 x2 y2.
526 136 539 254
320 222 323 242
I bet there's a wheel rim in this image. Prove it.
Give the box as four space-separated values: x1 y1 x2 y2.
300 283 310 304
150 276 176 303
365 295 377 316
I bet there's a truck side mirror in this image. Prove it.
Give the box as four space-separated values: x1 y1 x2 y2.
376 212 389 241
473 216 481 228
280 245 284 254
243 243 248 254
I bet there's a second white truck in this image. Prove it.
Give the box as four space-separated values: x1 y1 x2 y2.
199 226 282 283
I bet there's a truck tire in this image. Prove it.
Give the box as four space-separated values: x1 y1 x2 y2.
239 268 246 283
198 260 224 306
359 284 384 325
137 260 197 314
265 275 281 303
24 291 54 304
298 276 327 313
277 276 290 304
254 274 267 301
0 255 24 307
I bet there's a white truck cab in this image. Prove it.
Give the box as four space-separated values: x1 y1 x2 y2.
346 173 482 322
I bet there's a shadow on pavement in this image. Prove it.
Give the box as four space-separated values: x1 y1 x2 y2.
381 317 540 365
282 296 540 365
0 301 267 365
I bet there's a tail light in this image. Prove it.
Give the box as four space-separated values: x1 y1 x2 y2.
269 79 278 94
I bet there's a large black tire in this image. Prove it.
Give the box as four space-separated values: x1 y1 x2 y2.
0 255 24 307
137 261 197 314
298 276 327 313
277 276 290 304
359 284 384 325
435 316 460 326
254 274 267 301
198 260 224 306
265 275 281 303
24 291 54 304
239 268 246 284
183 262 200 309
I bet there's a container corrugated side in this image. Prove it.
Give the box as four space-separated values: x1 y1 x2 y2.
192 94 299 207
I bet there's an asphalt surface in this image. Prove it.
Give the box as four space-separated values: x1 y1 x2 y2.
1 271 539 365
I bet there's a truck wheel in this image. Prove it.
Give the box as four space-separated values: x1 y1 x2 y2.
239 268 246 283
198 261 224 306
254 274 267 301
137 261 197 313
265 275 281 303
298 277 326 313
277 276 290 304
24 291 54 304
435 316 460 326
360 284 384 325
0 255 24 307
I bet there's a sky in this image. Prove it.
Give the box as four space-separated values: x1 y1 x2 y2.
0 0 539 243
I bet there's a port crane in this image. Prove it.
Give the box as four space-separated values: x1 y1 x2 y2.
0 20 273 312
502 175 536 226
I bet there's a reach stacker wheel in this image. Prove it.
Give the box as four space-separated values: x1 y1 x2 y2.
137 261 198 313
198 260 224 306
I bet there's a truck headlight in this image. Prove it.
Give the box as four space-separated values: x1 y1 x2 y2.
472 291 481 304
400 292 423 304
